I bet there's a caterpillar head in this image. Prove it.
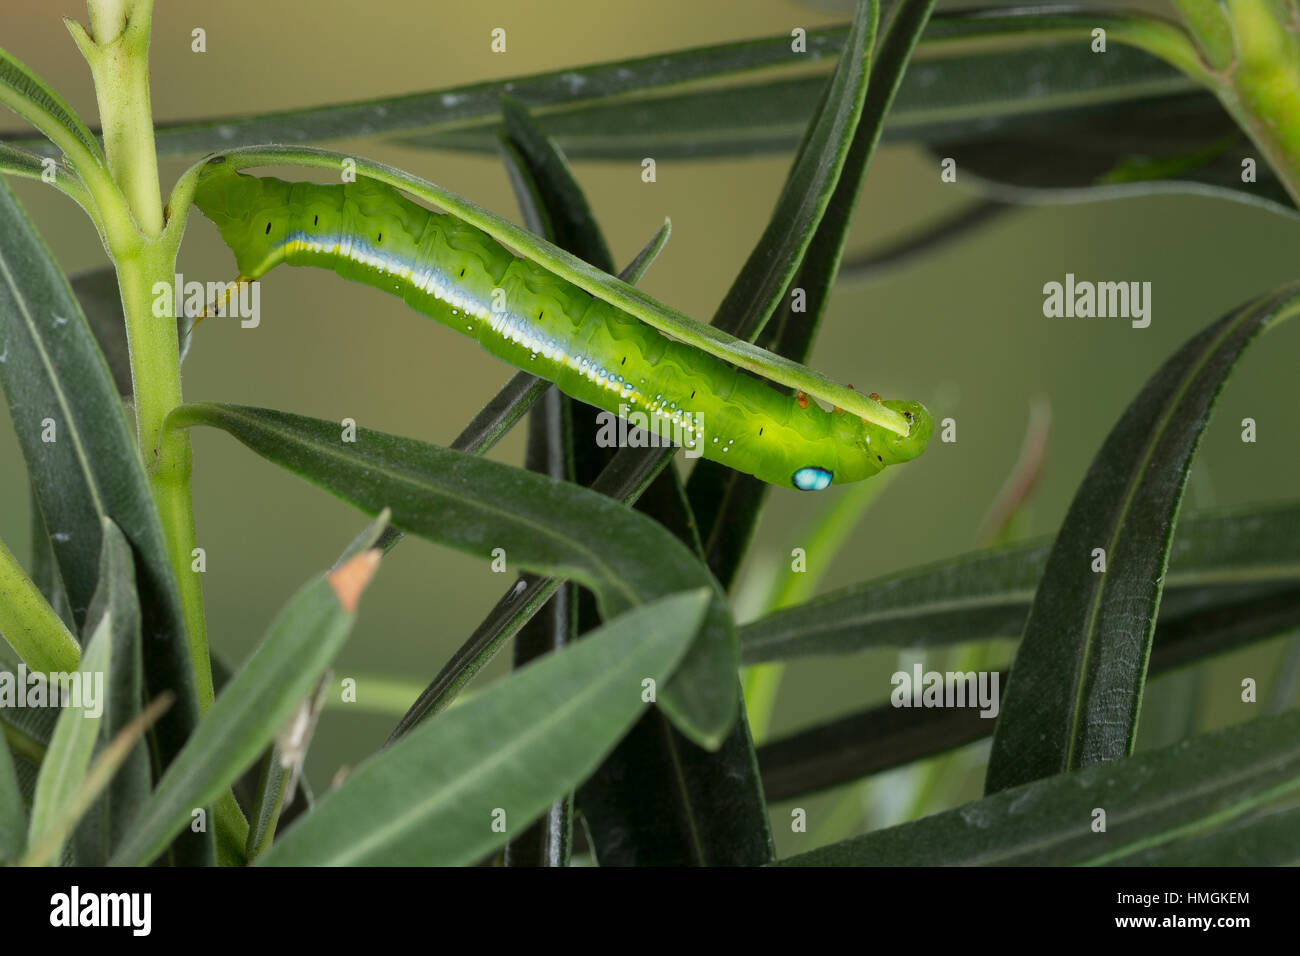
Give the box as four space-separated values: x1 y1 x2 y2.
192 157 291 278
876 399 933 465
791 399 932 489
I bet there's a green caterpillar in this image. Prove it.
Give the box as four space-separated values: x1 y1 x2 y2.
191 159 931 490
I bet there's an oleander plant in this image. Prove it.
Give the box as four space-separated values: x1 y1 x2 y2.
1 0 1299 867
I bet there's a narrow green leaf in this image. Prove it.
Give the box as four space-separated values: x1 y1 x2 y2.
741 499 1300 662
404 15 1202 162
169 402 736 748
0 141 94 211
113 28 852 157
243 749 291 863
498 95 614 270
262 591 710 866
72 519 149 865
22 692 170 868
0 10 1191 163
778 707 1300 865
708 0 879 341
26 604 111 862
0 43 108 192
0 177 200 808
504 390 576 867
578 704 772 866
0 533 80 673
109 544 381 867
986 283 1300 793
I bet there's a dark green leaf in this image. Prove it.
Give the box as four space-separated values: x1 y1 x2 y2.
143 29 849 157
1107 804 1300 866
401 17 1199 160
777 707 1300 865
26 600 112 862
69 266 130 396
498 95 614 270
578 703 771 866
709 0 879 340
28 484 74 630
0 712 24 863
986 283 1300 793
72 520 150 866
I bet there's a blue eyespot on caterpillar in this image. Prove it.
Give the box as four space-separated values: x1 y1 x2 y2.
189 163 933 489
792 466 834 492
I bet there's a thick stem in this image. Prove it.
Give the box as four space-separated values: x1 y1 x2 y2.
115 251 213 710
79 0 212 711
1176 0 1300 205
84 0 163 235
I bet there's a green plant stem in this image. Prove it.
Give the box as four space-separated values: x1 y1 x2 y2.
74 0 241 860
75 0 163 234
1172 0 1300 204
1222 0 1300 204
0 535 81 672
114 250 211 711
74 1 211 712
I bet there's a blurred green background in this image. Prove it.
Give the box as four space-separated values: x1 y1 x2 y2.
3 0 1298 857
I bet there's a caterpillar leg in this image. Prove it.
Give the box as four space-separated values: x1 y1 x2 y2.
179 275 252 362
